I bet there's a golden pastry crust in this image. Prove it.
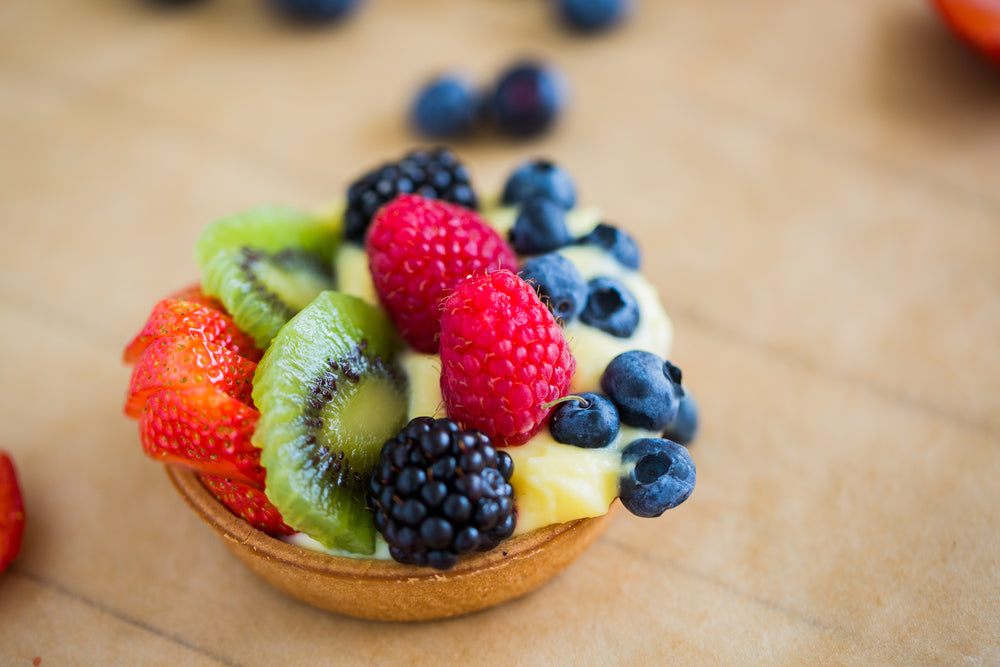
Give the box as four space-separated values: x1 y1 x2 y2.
167 466 613 621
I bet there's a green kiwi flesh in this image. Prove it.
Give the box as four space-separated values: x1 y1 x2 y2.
196 205 341 349
253 291 408 554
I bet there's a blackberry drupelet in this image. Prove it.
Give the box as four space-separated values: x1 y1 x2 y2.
367 417 516 570
344 148 478 243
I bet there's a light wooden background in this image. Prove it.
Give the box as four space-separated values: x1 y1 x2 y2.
1 0 998 663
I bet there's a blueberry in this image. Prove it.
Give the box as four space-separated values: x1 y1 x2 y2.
489 61 569 139
548 392 619 448
580 276 640 338
268 0 363 22
518 253 588 323
410 74 480 139
509 198 573 255
556 0 631 32
663 392 699 446
618 438 695 517
600 351 684 430
578 223 640 269
502 159 576 209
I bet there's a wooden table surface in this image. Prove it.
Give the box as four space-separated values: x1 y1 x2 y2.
2 1 999 664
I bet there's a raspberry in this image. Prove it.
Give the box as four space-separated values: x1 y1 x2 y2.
367 417 515 570
344 148 478 243
439 270 576 446
366 194 518 353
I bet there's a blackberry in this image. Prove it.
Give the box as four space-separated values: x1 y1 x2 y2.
344 148 478 243
367 417 516 570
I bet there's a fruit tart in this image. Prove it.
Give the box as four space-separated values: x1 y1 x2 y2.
123 148 699 621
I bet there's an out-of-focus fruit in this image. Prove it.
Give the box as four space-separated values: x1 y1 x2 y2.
929 0 1000 67
0 451 25 575
489 61 569 139
410 74 481 139
501 158 577 209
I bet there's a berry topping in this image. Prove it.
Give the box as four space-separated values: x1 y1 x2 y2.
509 198 573 255
600 351 684 430
198 474 294 537
663 391 699 446
123 296 262 364
440 270 576 446
366 194 518 353
548 392 619 449
125 337 257 418
367 417 516 570
579 276 640 338
410 74 481 139
578 222 641 269
0 450 25 575
489 62 569 139
557 0 632 32
166 284 225 310
345 148 478 243
139 386 265 488
501 159 577 210
268 0 363 23
518 253 589 323
618 438 695 517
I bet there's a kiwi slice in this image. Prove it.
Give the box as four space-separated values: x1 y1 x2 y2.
253 291 409 554
195 205 342 349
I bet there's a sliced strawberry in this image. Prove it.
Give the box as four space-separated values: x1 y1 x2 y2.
140 387 264 488
123 298 262 365
930 0 1000 66
125 337 256 418
167 283 225 311
1 450 26 575
198 474 294 537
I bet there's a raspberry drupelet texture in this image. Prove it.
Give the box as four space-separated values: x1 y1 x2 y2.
440 270 576 446
367 417 516 570
366 194 518 353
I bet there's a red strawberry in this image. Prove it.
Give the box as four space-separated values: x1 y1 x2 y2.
930 0 1000 66
124 298 262 364
366 194 518 353
125 337 256 418
1 450 25 575
439 269 576 446
198 474 294 537
139 387 264 488
167 283 225 311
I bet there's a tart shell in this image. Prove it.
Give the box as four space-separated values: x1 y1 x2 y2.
167 466 613 621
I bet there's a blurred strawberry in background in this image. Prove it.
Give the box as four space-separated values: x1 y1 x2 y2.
930 0 1000 66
